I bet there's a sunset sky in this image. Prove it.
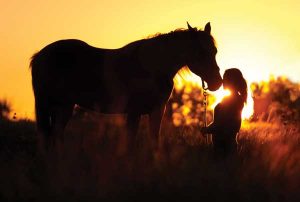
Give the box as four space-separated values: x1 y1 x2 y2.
1 0 300 119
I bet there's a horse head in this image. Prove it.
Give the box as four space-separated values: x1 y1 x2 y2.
186 22 222 91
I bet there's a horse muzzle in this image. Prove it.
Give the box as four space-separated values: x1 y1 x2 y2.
207 77 222 91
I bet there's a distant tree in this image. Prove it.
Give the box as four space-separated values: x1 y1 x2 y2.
0 99 11 120
251 77 300 123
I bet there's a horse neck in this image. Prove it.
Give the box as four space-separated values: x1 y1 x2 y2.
140 35 189 79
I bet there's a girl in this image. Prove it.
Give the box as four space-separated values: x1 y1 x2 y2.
202 68 247 157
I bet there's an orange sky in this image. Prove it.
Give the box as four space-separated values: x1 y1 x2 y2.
1 0 300 119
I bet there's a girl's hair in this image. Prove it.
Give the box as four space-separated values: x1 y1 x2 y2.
223 68 248 104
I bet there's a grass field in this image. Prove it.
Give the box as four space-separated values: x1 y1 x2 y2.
1 113 300 202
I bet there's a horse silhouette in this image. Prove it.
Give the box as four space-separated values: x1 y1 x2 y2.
30 22 222 151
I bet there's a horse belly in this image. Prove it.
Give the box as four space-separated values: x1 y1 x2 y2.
46 71 130 114
77 93 130 114
123 78 173 114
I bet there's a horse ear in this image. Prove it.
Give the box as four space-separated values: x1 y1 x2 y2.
187 22 195 32
204 22 211 34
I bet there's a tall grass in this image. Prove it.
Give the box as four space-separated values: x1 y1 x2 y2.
1 113 300 202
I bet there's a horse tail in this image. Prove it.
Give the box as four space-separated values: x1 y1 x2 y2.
30 51 52 136
29 52 39 69
34 97 51 136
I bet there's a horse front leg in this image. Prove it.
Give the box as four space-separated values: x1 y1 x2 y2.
126 112 141 153
149 105 166 152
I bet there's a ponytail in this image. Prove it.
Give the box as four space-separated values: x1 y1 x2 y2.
223 68 248 104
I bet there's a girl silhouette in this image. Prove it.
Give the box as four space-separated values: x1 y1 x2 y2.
202 68 247 157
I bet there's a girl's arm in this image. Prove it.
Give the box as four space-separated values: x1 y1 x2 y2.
206 100 244 134
203 104 222 134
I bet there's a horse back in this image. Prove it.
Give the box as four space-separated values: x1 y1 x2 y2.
31 39 107 104
31 39 173 114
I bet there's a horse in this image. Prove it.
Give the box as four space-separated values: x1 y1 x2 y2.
30 22 222 152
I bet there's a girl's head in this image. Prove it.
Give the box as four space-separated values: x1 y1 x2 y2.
223 68 247 103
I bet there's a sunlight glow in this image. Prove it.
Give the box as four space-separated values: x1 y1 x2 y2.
210 87 254 120
242 87 254 120
209 89 231 109
173 66 202 92
1 0 300 121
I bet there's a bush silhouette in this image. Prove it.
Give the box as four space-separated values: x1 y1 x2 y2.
0 99 11 120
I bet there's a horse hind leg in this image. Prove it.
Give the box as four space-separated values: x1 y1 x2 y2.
35 98 52 154
50 104 74 152
35 98 74 154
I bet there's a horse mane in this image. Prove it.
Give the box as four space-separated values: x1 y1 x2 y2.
145 28 190 39
145 27 216 46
